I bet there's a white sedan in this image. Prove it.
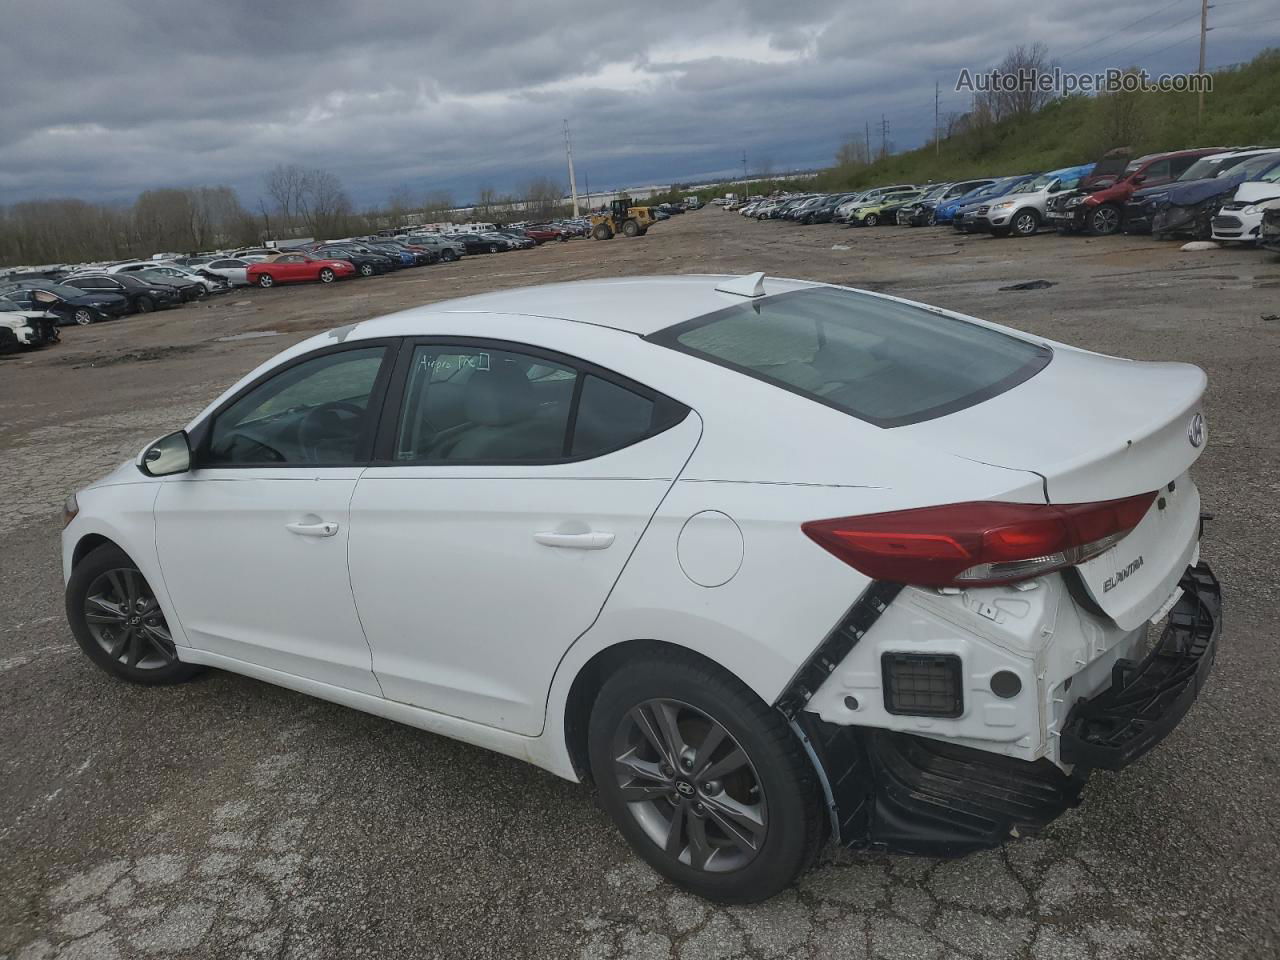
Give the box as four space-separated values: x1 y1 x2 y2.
199 257 252 286
61 273 1221 902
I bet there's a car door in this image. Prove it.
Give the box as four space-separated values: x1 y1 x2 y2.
154 341 396 694
271 254 304 282
1141 158 1175 187
347 339 700 735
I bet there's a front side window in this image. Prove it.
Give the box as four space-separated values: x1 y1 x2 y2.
1143 158 1172 180
649 287 1050 428
207 347 387 465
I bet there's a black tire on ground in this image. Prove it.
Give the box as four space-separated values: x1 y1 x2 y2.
193 286 207 299
1011 209 1040 237
588 650 824 904
359 263 374 276
442 249 458 262
73 308 95 325
319 268 336 283
593 224 614 241
136 296 155 313
488 243 500 254
862 214 878 227
65 543 202 686
257 274 274 288
622 219 641 237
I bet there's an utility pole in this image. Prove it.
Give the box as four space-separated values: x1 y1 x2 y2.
935 81 941 158
1198 0 1211 126
742 150 749 197
563 120 580 217
584 172 591 212
879 115 890 160
864 121 871 164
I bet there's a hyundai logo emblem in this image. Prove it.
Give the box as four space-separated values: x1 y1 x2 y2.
1188 412 1205 448
675 780 696 798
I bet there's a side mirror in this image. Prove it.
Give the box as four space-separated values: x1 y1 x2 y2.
138 430 192 477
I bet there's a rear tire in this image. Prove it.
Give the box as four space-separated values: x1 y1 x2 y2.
257 274 274 288
622 219 641 237
862 214 879 227
73 308 95 325
359 263 374 276
588 651 824 904
488 243 500 254
441 249 458 262
592 224 613 241
135 296 154 313
66 544 202 686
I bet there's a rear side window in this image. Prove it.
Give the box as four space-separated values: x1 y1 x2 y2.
648 287 1050 428
572 375 656 457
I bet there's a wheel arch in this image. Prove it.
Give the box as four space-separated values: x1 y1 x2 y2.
561 638 757 783
71 532 118 569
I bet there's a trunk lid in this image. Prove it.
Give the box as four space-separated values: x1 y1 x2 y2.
899 345 1206 503
899 346 1207 627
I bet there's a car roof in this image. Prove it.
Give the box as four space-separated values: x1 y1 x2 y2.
357 274 822 337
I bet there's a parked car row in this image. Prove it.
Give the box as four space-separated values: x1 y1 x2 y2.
0 217 602 331
724 144 1280 246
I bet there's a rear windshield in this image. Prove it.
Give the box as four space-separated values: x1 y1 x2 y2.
647 287 1051 427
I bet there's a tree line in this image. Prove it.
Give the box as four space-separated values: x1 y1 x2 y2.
0 164 573 267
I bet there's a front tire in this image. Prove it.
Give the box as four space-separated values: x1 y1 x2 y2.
622 219 641 237
588 652 823 904
1011 209 1040 237
135 296 155 313
73 308 95 325
441 249 458 262
862 214 879 227
359 263 374 277
1088 203 1121 236
66 544 201 685
319 268 336 283
488 243 500 254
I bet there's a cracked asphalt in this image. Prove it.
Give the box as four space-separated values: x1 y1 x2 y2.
2 212 1278 959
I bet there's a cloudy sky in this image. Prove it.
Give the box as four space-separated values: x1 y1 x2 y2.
1 0 1275 209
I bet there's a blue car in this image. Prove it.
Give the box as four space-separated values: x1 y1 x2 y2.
947 176 1037 231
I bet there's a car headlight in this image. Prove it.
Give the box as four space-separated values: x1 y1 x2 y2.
1241 203 1266 215
62 492 79 529
992 201 1014 210
148 289 164 295
1066 196 1084 207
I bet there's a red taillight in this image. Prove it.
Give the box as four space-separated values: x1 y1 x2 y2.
802 492 1157 588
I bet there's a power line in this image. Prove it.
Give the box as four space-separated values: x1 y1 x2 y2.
1057 0 1186 62
1077 10 1205 69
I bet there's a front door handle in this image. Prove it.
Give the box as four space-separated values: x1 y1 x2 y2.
533 530 615 550
286 520 340 538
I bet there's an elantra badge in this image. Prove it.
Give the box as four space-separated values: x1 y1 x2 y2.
1188 412 1205 448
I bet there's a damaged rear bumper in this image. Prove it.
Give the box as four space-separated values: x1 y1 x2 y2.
790 561 1222 855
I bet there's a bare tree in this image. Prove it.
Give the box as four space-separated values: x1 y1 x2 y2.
520 177 564 219
387 184 415 227
977 43 1056 123
421 189 455 220
834 137 869 169
264 164 308 228
1095 69 1147 152
475 185 498 219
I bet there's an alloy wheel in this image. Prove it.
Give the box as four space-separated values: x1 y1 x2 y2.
258 275 273 288
82 568 177 670
612 698 767 873
1015 212 1037 235
1091 205 1120 235
74 308 94 325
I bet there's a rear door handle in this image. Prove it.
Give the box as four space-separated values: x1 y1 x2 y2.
286 520 340 538
533 531 615 550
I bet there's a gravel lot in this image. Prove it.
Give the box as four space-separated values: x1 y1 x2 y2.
2 211 1278 960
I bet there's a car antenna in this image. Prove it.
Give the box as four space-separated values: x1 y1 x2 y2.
715 272 767 298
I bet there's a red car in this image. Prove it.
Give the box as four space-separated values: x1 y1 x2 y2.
524 225 568 242
1048 147 1225 236
246 253 357 288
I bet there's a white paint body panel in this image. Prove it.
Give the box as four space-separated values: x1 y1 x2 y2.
62 274 1210 784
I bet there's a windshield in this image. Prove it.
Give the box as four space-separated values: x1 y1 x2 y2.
1179 155 1240 181
648 287 1050 428
1235 153 1280 179
1013 174 1052 194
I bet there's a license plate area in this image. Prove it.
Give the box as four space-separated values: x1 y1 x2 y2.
1073 474 1200 630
